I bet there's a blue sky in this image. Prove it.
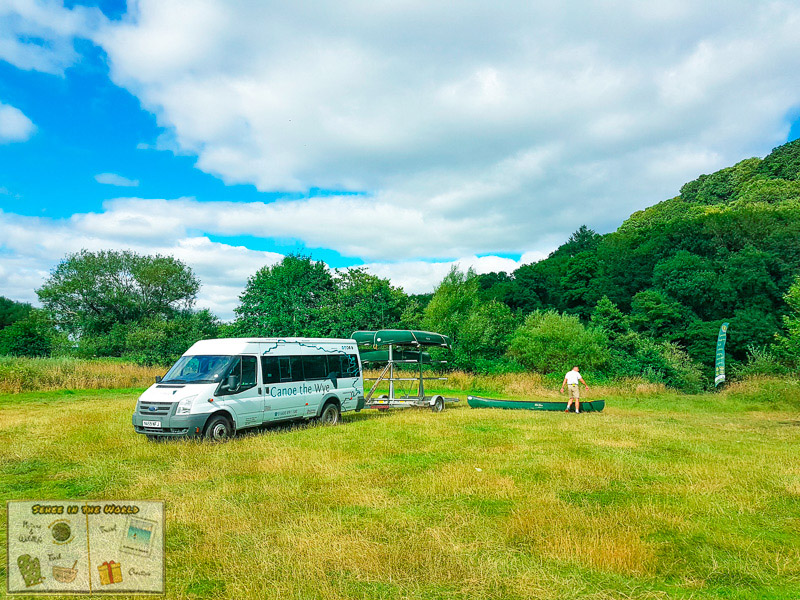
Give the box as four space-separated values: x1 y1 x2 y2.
2 1 800 319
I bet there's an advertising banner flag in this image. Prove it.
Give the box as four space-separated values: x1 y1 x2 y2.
714 322 730 387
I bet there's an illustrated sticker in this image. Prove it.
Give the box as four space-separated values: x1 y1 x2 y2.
17 554 45 588
120 516 157 558
7 500 164 595
50 519 74 544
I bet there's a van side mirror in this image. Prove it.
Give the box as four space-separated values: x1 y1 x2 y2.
227 375 240 390
327 372 338 389
155 376 162 383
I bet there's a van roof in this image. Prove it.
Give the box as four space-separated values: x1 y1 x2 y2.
185 337 357 355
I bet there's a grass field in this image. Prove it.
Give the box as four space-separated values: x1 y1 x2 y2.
2 377 800 599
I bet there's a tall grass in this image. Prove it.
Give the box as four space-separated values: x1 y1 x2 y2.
0 356 162 393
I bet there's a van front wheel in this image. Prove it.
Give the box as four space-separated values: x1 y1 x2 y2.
318 402 340 425
204 415 232 440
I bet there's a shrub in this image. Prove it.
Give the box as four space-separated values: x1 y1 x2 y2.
0 310 58 357
124 310 220 365
609 332 706 392
507 310 610 373
734 345 790 378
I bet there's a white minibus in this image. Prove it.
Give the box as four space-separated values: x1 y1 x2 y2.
132 338 363 440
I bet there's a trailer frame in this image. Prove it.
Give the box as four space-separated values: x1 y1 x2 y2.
354 330 460 412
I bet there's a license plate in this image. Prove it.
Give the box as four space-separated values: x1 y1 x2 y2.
142 420 162 428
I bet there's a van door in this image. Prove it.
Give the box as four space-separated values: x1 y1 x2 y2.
261 355 305 422
299 354 337 417
218 355 262 429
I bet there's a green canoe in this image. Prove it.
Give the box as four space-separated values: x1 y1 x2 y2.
467 396 605 412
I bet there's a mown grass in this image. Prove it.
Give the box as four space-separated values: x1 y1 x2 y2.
1 377 799 599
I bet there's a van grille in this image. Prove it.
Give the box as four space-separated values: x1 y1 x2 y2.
139 402 174 416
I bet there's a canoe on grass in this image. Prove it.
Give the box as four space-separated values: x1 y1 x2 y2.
467 396 605 412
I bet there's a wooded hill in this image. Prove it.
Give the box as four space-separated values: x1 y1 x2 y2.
476 138 800 368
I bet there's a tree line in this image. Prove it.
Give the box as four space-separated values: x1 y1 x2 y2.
2 139 800 390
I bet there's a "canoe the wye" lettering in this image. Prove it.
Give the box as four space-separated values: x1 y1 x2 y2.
270 382 332 397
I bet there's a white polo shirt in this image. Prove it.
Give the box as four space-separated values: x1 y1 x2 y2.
564 370 581 385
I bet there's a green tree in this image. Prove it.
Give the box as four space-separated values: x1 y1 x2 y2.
0 309 58 357
123 310 220 365
590 296 630 339
507 310 609 373
560 250 601 317
455 300 519 371
756 138 800 180
630 290 689 339
679 166 737 205
37 250 199 335
322 268 407 338
234 254 334 337
652 251 728 319
422 267 479 340
0 296 32 329
776 275 800 367
423 268 520 370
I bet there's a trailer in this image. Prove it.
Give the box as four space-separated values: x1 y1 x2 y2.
352 329 459 411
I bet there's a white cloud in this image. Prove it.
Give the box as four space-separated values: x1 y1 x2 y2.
0 0 103 74
88 0 800 256
0 102 35 142
0 208 285 320
0 203 552 319
94 172 140 187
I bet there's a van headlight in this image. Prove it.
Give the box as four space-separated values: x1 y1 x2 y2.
176 395 198 415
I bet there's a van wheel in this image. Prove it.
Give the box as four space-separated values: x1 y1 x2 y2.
318 402 340 425
431 396 445 412
204 415 232 440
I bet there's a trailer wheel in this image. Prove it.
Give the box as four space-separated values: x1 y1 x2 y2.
431 396 445 412
318 401 340 425
204 415 233 440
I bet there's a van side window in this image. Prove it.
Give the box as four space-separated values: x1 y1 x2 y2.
262 356 279 384
290 356 304 382
241 355 257 387
302 355 327 380
327 355 342 378
259 353 359 384
221 355 257 394
343 353 360 377
278 357 292 382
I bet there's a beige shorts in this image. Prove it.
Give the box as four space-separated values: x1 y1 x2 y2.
568 384 580 399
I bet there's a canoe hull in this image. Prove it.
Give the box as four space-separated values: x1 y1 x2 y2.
467 396 605 412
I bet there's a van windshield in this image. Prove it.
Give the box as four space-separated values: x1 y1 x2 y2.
161 355 235 384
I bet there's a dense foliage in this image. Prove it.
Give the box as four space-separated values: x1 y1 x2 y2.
3 140 800 387
0 296 32 329
38 250 200 335
478 139 800 375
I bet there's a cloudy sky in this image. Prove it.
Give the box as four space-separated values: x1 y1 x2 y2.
1 0 799 319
